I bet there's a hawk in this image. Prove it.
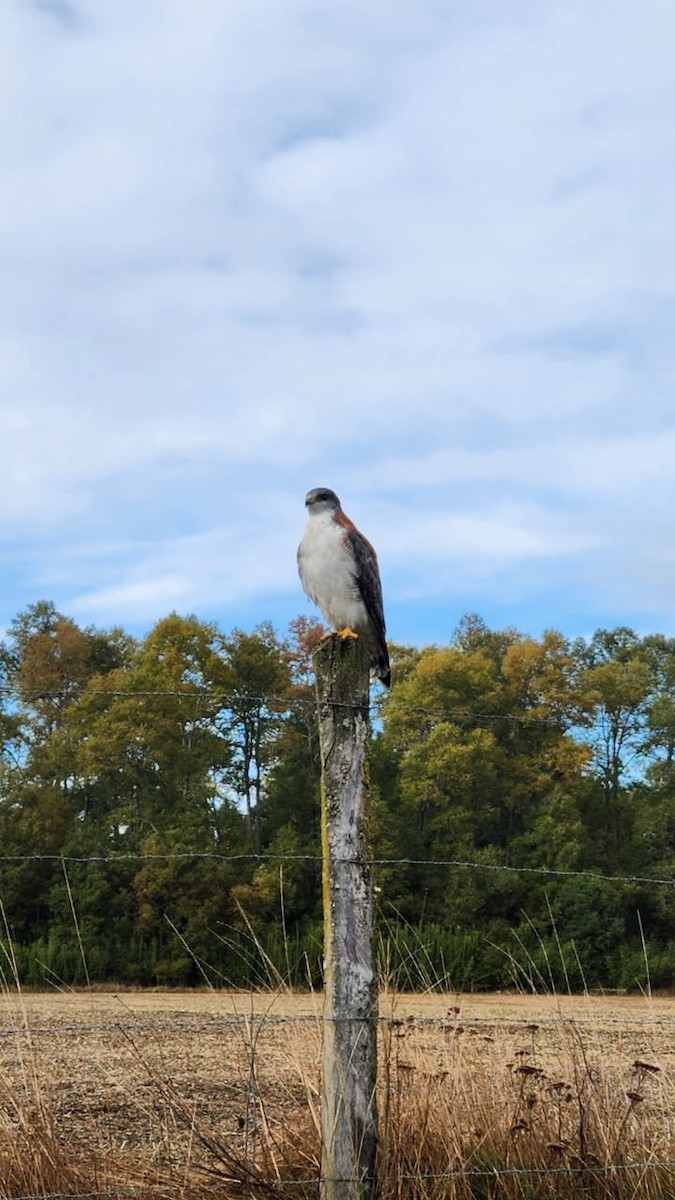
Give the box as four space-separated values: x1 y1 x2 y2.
297 487 391 687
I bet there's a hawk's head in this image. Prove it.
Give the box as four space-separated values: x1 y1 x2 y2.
305 487 341 513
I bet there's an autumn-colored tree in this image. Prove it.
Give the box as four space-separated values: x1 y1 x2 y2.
374 624 591 937
2 600 133 733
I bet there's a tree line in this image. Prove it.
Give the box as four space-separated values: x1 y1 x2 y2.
1 600 674 991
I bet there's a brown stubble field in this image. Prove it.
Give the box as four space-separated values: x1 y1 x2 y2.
0 989 674 1198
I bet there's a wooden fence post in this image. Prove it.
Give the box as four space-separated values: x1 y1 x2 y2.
314 633 378 1200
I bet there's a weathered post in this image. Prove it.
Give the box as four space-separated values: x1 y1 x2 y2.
314 633 378 1200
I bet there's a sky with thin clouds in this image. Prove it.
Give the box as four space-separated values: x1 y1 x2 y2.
2 0 675 650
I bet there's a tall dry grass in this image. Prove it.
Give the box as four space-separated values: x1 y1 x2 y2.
0 908 672 1200
0 987 672 1200
374 1003 673 1200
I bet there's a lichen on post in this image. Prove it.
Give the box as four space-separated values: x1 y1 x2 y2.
314 633 379 1200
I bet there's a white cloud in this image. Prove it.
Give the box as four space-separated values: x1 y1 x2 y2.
2 0 675 639
352 428 675 505
382 509 596 565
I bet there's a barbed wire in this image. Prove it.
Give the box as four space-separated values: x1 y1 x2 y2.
4 1157 675 1200
3 1194 117 1200
0 1016 319 1039
3 1164 675 1200
0 1012 673 1041
0 849 672 889
277 1162 675 1186
320 1162 675 1183
0 683 589 730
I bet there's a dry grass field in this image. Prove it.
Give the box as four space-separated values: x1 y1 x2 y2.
0 987 674 1198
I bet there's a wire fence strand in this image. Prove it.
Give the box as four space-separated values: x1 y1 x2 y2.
5 1157 675 1200
0 683 591 729
0 1012 674 1041
0 849 672 889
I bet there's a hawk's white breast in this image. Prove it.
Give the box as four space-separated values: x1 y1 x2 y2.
297 510 369 633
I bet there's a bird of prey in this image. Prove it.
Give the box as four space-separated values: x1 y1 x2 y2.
297 487 391 687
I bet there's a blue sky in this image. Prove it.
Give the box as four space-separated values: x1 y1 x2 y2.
2 0 675 650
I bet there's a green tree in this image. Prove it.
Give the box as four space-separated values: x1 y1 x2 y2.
216 623 291 854
641 635 675 777
576 628 652 863
0 604 137 954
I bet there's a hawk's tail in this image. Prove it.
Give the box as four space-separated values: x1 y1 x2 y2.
371 648 391 689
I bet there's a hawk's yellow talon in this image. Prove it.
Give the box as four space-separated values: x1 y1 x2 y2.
336 627 359 640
